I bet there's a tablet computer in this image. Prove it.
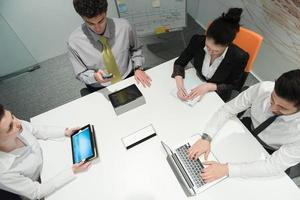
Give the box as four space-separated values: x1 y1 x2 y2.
71 124 98 164
108 84 143 108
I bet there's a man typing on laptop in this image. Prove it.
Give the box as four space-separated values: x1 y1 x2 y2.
188 69 300 182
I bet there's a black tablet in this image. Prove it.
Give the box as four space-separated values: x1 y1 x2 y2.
71 124 98 164
108 84 143 108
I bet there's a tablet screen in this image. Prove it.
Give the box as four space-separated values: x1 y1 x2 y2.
71 126 94 164
108 84 143 108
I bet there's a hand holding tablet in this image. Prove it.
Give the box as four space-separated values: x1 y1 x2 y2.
71 124 98 164
65 127 81 137
72 161 92 174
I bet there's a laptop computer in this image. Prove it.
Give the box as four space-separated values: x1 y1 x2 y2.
161 134 226 196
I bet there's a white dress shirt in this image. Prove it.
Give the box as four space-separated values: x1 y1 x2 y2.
201 46 228 79
0 120 76 199
68 17 145 88
205 81 300 178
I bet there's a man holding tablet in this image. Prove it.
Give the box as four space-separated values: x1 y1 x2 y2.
71 124 98 164
0 104 91 200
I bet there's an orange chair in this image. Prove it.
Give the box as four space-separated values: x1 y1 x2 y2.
232 27 263 89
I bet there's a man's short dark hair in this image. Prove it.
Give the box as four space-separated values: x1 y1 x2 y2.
0 104 4 122
73 0 108 18
275 69 300 107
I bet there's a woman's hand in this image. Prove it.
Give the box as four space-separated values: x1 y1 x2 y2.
177 87 189 101
188 83 217 100
175 75 189 101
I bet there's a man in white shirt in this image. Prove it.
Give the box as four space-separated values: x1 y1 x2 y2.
68 0 152 92
0 105 91 200
188 69 300 182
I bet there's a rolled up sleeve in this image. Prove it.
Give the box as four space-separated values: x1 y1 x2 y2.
0 168 76 200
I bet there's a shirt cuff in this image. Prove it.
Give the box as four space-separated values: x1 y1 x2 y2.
171 65 185 79
216 84 225 92
78 71 98 85
53 168 76 189
133 59 143 69
228 163 242 177
51 127 66 138
30 123 66 140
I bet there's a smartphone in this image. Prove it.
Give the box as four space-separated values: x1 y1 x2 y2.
103 73 113 79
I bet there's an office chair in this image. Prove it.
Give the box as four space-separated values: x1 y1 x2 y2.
0 189 22 200
232 27 263 91
288 162 300 179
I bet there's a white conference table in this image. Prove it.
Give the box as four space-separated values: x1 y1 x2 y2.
31 58 300 200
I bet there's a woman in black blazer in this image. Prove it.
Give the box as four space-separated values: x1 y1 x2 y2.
172 8 249 102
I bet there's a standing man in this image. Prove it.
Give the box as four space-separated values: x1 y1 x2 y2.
68 0 152 92
188 69 300 182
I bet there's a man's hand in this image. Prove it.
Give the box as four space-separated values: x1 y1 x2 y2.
134 68 152 87
200 161 228 183
64 127 80 137
188 139 211 160
72 161 91 174
188 83 217 100
94 70 112 83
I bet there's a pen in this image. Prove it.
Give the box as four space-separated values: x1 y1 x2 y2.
180 87 187 96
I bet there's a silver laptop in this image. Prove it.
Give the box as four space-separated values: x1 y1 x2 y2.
161 135 226 196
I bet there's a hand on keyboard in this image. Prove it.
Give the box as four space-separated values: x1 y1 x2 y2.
200 161 228 183
188 139 211 160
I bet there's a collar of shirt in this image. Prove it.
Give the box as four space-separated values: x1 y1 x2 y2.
0 128 30 171
203 46 228 61
86 18 112 42
280 109 300 122
0 151 17 171
264 93 300 122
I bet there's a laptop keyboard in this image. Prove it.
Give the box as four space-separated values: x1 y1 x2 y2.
175 144 205 188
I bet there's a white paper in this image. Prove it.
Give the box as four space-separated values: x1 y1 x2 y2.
170 78 203 107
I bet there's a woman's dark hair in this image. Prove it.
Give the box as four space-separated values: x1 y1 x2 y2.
275 69 300 107
206 8 243 46
0 104 4 122
73 0 108 18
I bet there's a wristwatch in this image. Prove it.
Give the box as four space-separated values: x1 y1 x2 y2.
135 66 144 71
201 133 212 142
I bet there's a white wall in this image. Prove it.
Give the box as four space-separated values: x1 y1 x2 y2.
0 16 37 76
0 0 118 63
187 0 299 81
